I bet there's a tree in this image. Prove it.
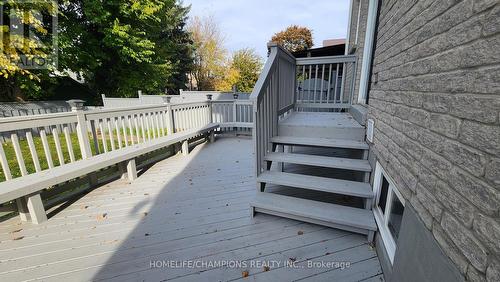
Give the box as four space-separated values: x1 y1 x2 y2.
0 0 58 101
1 0 194 101
231 48 262 92
213 61 239 92
271 25 313 53
59 0 194 98
188 15 227 91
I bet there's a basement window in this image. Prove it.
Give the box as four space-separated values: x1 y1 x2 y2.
373 162 406 264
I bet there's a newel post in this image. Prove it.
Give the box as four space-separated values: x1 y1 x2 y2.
232 92 238 132
163 96 174 134
206 94 213 124
68 99 98 186
68 100 92 159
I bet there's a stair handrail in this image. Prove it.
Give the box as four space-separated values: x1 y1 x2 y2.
251 43 296 177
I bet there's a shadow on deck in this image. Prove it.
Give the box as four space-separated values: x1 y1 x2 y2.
0 137 383 281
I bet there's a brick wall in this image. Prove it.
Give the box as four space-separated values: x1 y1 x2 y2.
367 0 500 281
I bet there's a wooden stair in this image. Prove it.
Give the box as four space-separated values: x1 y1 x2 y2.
251 193 377 235
251 112 376 242
271 136 369 150
257 171 373 198
264 152 372 172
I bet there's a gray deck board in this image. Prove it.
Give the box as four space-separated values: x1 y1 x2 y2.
0 137 382 281
265 152 372 171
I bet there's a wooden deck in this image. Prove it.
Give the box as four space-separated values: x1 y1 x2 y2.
0 137 383 281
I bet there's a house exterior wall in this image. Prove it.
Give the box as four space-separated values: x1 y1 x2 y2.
362 0 500 281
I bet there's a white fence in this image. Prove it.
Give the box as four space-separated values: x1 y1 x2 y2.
0 101 101 142
102 91 250 108
0 99 252 182
295 55 357 111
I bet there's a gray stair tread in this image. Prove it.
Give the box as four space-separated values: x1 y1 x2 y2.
257 171 373 198
265 152 372 172
271 136 368 150
251 192 377 231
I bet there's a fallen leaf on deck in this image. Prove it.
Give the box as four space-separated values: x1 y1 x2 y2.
242 270 249 278
297 230 304 235
96 213 108 221
263 266 270 272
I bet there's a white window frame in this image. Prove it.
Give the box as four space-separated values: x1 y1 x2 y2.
373 161 406 264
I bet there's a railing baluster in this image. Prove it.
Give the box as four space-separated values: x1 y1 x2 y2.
89 120 100 155
52 128 65 165
99 120 108 153
334 63 340 104
40 129 54 169
121 116 128 147
308 65 312 103
26 131 42 172
114 117 122 149
11 133 28 175
128 115 135 144
134 114 141 143
300 65 305 101
158 111 165 136
320 64 325 104
63 126 76 162
151 112 157 139
140 114 147 142
327 64 332 103
107 118 116 151
155 112 161 137
0 142 12 180
145 113 152 140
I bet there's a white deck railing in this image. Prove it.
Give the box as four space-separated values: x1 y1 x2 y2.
0 98 252 183
295 55 357 110
251 43 358 176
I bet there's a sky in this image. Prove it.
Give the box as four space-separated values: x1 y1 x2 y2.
183 0 350 59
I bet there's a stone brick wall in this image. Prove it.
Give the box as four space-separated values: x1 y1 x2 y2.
348 0 369 103
367 0 500 281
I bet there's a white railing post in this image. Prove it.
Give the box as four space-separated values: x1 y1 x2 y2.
233 93 238 132
162 96 174 134
138 90 143 104
68 100 92 159
68 99 97 186
206 94 213 124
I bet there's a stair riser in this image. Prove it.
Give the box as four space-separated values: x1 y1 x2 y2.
278 125 365 141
